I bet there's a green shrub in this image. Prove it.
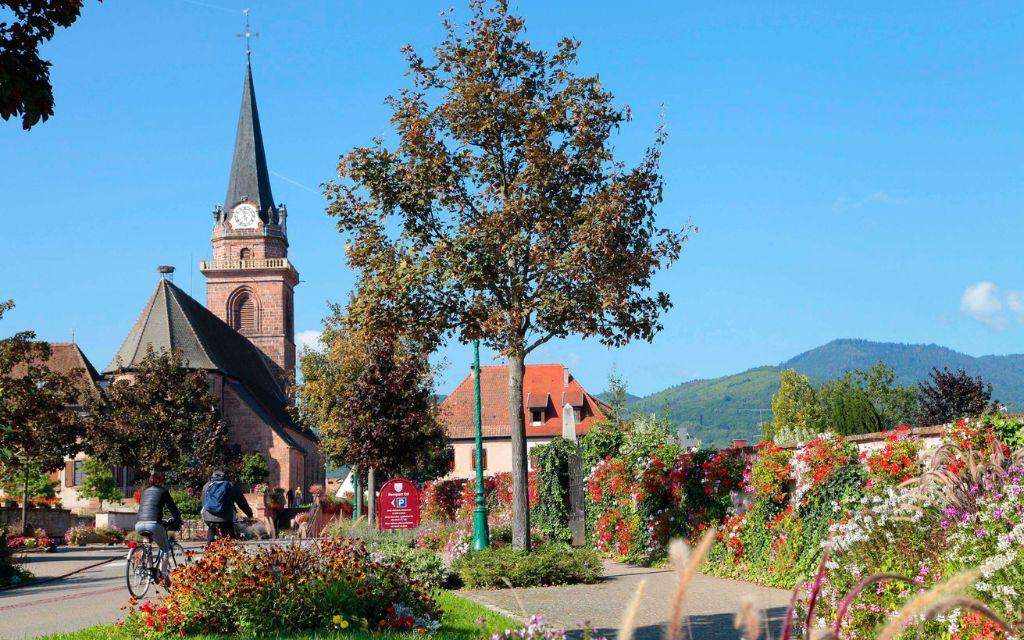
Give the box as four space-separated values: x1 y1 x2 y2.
238 453 270 486
370 538 451 589
454 544 602 588
169 490 202 519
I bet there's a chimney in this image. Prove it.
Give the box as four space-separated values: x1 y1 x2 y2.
563 366 570 388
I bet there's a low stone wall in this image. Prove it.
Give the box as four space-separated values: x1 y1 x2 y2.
0 507 76 536
95 511 138 531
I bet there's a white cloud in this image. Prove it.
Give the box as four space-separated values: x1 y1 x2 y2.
961 282 1007 328
832 191 903 213
1008 291 1024 323
295 329 323 352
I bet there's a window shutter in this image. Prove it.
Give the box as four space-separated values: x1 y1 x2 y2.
65 460 74 487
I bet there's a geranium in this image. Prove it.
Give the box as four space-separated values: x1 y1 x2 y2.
864 425 922 490
701 448 746 498
793 433 857 503
750 442 792 501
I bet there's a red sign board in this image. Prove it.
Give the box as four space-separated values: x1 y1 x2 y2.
378 477 421 531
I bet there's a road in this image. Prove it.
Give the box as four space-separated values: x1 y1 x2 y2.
0 545 195 640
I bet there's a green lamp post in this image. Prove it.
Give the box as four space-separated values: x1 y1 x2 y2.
471 340 490 550
352 466 361 521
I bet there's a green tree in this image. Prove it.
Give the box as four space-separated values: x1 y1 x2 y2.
297 305 449 520
326 1 689 550
603 365 631 421
1 1 99 129
0 299 86 532
815 378 883 436
86 348 240 495
0 464 57 503
76 458 121 511
846 360 918 429
238 453 269 487
767 369 817 441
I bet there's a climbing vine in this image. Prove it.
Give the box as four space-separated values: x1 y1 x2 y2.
534 437 579 543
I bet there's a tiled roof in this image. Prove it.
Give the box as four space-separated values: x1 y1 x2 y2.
11 342 102 403
440 363 608 439
105 278 304 444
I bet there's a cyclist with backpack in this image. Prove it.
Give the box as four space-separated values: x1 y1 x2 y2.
201 470 253 542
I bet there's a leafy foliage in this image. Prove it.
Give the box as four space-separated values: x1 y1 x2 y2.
120 538 442 637
169 489 201 519
76 458 122 510
237 452 269 487
0 464 57 504
0 299 86 529
297 308 447 482
767 369 817 441
917 366 999 427
814 378 883 436
0 1 97 129
532 438 577 543
85 348 239 494
325 0 688 549
453 543 602 588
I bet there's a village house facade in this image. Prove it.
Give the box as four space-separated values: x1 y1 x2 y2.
439 363 609 478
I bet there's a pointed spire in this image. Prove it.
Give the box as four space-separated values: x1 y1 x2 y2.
224 59 276 223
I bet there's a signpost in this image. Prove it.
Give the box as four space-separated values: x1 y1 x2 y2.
377 477 421 530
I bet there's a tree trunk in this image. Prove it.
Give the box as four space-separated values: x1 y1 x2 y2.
507 353 531 551
366 467 377 525
21 468 29 535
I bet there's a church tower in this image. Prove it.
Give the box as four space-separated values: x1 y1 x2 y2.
201 58 297 388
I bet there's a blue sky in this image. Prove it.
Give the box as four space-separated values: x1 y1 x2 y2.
1 1 1022 397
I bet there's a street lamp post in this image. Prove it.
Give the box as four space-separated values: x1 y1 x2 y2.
471 340 490 550
352 465 361 521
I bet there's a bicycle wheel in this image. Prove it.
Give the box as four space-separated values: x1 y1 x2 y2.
126 546 152 598
168 540 190 570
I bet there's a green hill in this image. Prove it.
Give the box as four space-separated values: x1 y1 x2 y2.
621 339 1024 447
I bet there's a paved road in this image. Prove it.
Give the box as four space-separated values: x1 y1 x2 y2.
1 545 198 640
1 555 137 639
463 561 793 640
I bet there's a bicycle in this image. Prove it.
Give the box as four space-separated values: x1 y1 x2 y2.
125 523 189 598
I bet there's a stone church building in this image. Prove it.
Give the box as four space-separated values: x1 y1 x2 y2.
103 58 322 495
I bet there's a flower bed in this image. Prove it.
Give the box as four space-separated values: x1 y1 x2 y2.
120 537 441 637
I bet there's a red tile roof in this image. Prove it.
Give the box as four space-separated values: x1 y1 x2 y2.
10 342 102 406
440 364 608 440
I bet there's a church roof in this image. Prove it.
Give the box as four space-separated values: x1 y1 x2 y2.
224 61 276 223
105 278 299 443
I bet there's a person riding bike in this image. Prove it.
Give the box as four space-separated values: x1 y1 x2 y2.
134 472 182 578
201 470 253 543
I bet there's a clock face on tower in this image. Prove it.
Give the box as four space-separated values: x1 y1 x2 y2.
231 203 259 230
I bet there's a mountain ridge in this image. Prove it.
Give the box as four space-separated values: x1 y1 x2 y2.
619 338 1024 447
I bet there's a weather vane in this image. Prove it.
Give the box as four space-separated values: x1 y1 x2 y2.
238 8 258 60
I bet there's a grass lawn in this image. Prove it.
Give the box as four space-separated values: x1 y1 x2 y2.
36 591 517 640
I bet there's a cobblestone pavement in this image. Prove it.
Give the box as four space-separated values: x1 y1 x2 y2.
462 561 792 640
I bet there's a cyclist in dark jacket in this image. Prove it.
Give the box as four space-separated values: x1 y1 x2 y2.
201 470 253 543
134 472 182 575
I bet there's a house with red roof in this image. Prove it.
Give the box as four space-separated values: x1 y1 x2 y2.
439 363 609 478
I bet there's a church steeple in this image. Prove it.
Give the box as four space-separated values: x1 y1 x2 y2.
224 60 277 224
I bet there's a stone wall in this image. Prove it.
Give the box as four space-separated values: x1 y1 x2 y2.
0 508 76 536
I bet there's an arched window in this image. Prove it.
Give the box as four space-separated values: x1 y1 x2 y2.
240 248 252 260
231 290 259 333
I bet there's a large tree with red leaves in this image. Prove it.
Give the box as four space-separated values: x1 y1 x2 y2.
325 1 690 549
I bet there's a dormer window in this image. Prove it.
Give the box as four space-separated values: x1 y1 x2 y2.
526 392 549 426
